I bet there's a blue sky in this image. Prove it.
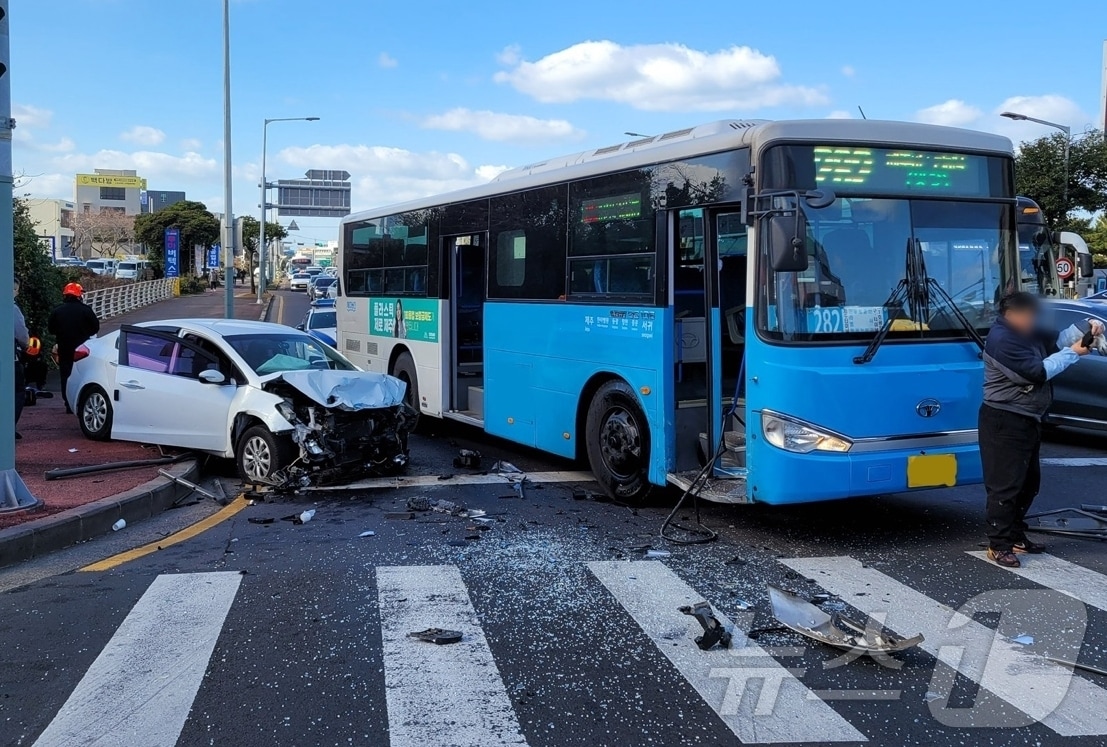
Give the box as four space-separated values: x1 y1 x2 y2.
12 0 1106 242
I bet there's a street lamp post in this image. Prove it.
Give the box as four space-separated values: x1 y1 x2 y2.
258 116 319 304
221 0 235 319
1001 111 1072 218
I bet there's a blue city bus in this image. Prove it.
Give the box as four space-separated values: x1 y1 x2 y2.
336 119 1017 504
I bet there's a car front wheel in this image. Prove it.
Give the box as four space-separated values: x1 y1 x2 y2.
77 386 113 441
236 425 293 484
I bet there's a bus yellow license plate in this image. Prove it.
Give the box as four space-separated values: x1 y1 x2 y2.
907 454 957 488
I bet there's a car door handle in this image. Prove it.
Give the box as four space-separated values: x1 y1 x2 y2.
120 380 145 390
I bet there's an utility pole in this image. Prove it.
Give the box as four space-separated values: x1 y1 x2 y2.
0 1 40 511
221 0 235 318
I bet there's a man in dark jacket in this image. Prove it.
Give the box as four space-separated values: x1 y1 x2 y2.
980 292 1101 567
47 283 100 414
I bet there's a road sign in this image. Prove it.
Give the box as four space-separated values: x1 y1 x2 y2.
276 169 352 218
1057 257 1075 280
207 244 221 269
165 228 180 278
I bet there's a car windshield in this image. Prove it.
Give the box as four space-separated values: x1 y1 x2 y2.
314 277 335 287
308 311 336 330
119 263 137 270
758 197 1014 342
224 332 355 375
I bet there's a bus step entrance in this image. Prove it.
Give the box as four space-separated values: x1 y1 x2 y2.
697 431 746 470
667 470 749 505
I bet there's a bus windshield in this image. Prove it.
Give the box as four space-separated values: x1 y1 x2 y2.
758 197 1014 342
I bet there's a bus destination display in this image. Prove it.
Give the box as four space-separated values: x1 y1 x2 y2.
581 192 642 224
813 146 983 193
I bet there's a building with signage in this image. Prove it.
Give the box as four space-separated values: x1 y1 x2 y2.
142 189 186 214
26 198 76 260
74 169 146 216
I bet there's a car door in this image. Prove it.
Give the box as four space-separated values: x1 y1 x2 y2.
113 326 239 450
1048 308 1107 426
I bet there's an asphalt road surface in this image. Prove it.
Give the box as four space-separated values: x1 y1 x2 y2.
3 291 1107 747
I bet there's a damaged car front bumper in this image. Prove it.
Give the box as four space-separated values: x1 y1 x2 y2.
262 370 416 490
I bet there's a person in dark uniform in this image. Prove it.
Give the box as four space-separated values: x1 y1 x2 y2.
47 283 100 415
979 292 1102 567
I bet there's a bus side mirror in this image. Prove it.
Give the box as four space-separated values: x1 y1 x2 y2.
1051 230 1062 245
1079 253 1094 278
768 213 810 273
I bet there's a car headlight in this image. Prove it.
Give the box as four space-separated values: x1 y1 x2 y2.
276 401 297 423
761 411 852 453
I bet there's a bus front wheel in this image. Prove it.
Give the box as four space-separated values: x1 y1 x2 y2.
391 351 421 426
585 380 651 502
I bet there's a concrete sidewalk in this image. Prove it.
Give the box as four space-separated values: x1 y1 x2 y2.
0 285 272 567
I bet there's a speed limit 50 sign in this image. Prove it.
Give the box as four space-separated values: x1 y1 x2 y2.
1056 257 1075 280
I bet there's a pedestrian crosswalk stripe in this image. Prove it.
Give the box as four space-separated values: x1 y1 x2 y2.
967 551 1107 612
587 561 866 744
783 556 1107 737
32 572 242 747
376 565 528 747
1041 457 1107 467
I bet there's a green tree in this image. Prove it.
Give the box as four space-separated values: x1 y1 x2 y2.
133 200 220 277
1087 214 1107 269
1015 129 1107 231
14 197 64 340
239 216 288 293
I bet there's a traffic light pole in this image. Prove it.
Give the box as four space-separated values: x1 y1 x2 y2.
0 0 40 511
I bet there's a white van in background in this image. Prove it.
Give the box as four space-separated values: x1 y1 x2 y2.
115 259 147 280
85 259 117 276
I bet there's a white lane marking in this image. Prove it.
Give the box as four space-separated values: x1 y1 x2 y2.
783 556 1107 737
1041 458 1107 467
34 572 242 747
377 566 527 747
317 470 595 492
967 551 1107 612
587 561 865 744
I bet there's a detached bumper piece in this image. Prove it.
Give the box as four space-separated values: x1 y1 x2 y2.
679 601 732 650
767 585 923 657
1025 507 1107 539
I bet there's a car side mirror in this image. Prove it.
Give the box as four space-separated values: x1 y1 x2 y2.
296 323 305 331
199 369 226 385
768 213 810 272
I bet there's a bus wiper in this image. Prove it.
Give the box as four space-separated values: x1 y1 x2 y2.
853 238 927 365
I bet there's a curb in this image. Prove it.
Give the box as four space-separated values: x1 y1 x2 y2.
259 293 273 322
0 459 201 570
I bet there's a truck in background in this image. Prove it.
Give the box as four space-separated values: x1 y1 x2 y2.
1056 230 1096 297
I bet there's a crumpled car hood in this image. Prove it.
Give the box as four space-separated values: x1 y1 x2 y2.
271 370 408 411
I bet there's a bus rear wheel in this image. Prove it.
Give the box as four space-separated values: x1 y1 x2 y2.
585 380 651 502
391 351 421 426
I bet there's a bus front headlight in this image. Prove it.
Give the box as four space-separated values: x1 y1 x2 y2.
761 412 852 454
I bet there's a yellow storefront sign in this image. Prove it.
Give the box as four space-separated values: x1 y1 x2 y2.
76 174 147 189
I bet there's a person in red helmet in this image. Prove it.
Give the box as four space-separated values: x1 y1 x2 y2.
48 282 99 414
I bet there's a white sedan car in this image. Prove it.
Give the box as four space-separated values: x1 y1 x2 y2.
289 271 311 291
67 319 414 486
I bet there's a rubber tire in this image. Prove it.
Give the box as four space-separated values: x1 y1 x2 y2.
236 425 293 484
77 385 113 441
585 380 652 502
391 351 421 426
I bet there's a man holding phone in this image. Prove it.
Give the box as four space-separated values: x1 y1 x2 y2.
980 292 1102 568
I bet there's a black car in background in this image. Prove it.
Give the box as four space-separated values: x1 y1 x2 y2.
1045 299 1107 430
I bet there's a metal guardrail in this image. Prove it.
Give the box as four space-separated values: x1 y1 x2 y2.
82 278 178 321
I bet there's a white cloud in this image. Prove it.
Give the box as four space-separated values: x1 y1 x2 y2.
496 44 522 66
378 52 398 69
13 103 53 129
51 149 219 182
494 40 826 112
841 65 855 78
992 95 1091 144
826 110 854 119
277 143 509 209
181 138 203 151
120 125 167 146
422 108 585 144
915 99 984 127
16 173 72 199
